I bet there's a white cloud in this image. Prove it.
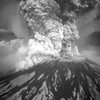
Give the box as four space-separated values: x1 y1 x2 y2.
0 39 28 73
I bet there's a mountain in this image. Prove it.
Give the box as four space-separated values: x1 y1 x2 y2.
0 58 100 100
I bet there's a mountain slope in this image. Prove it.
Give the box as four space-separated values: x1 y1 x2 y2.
0 58 100 100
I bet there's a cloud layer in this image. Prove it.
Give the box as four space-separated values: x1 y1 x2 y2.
0 39 28 75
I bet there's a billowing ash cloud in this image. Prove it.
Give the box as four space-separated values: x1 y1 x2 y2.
19 0 81 57
0 39 29 73
0 0 99 72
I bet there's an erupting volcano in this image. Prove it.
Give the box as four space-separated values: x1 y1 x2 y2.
0 0 100 100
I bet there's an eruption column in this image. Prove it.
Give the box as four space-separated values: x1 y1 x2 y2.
19 0 80 62
0 0 100 100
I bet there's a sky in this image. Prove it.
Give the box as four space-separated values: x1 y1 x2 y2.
76 8 100 65
0 0 30 40
0 0 100 74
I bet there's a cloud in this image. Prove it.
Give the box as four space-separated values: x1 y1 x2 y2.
0 1 31 74
0 39 28 74
81 49 100 65
85 31 100 46
0 29 16 41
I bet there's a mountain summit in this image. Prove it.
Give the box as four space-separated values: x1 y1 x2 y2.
0 0 100 100
0 58 100 100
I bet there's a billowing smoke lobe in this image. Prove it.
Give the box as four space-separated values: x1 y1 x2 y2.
0 0 99 73
0 0 100 100
0 0 31 73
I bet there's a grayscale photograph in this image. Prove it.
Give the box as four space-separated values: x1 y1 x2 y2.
0 0 100 100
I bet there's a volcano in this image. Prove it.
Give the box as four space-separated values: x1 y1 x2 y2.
0 0 100 100
0 58 100 100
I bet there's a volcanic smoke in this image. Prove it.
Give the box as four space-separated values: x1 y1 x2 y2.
0 0 81 71
17 0 81 70
0 0 100 100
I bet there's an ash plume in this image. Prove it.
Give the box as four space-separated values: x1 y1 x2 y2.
19 0 80 58
0 0 100 100
0 0 99 72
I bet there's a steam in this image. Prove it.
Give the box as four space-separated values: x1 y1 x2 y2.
1 0 98 72
0 35 60 72
0 39 28 72
1 0 81 71
19 0 80 58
